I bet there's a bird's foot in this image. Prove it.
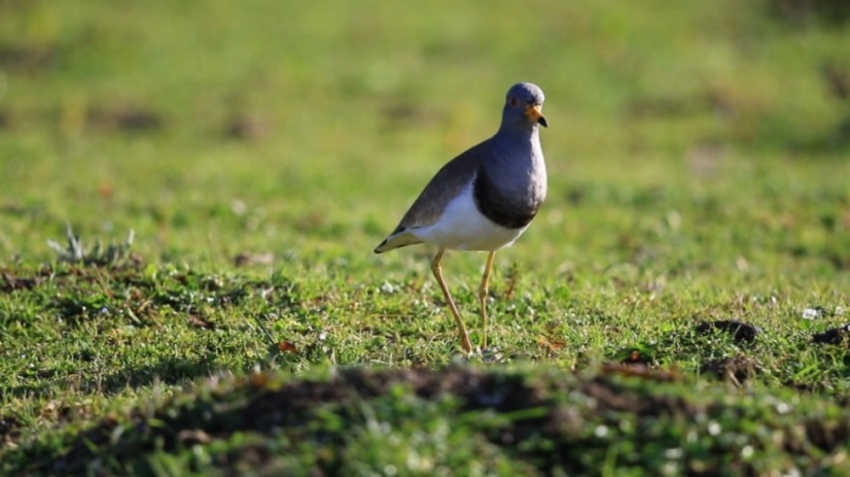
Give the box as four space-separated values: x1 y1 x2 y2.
455 345 506 364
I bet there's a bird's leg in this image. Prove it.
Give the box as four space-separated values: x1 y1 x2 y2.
431 248 473 353
478 251 496 350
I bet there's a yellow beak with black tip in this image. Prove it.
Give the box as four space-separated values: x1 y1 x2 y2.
525 104 548 127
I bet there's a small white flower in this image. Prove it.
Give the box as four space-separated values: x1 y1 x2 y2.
380 282 397 294
665 448 683 459
708 421 721 436
802 308 822 320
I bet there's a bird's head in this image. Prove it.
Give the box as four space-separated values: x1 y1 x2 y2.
503 82 547 129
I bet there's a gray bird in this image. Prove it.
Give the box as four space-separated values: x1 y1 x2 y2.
375 82 548 353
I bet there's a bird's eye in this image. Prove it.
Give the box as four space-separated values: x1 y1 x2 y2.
509 97 519 107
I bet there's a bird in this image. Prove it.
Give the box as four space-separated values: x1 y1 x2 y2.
374 82 548 354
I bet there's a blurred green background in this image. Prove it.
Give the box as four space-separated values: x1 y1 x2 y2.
1 0 848 274
3 1 850 473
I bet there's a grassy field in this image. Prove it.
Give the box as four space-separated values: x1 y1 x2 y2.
2 0 850 474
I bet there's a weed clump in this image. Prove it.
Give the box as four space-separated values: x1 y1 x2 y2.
47 224 136 267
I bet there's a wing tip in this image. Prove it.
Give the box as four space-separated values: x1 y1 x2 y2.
374 229 422 254
373 239 388 254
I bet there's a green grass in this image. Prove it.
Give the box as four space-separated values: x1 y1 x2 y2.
2 0 850 474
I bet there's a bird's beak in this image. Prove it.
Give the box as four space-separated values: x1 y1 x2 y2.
525 104 548 128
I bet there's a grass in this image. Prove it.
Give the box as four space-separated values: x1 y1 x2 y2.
2 0 850 474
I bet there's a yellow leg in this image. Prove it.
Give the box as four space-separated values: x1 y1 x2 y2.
431 248 473 353
479 251 496 350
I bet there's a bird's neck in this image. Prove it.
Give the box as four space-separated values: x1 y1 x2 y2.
493 124 538 148
490 125 541 162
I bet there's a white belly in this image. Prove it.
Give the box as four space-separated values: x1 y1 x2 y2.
411 183 529 251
